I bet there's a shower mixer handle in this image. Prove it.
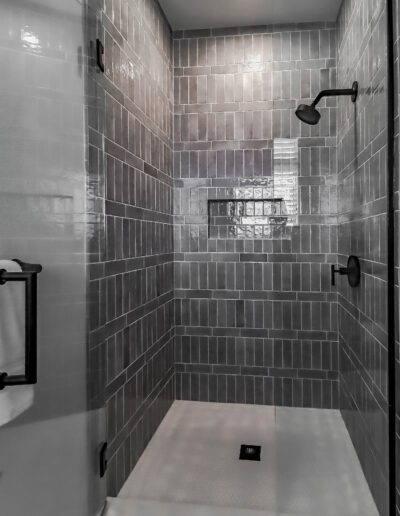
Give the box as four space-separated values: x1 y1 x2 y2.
331 265 348 286
331 256 361 288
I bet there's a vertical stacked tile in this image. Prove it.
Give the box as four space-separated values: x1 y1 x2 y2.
173 24 339 409
337 0 390 514
89 0 175 496
85 0 108 510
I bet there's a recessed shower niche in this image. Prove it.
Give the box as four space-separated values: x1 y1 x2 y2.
208 138 299 239
208 196 289 239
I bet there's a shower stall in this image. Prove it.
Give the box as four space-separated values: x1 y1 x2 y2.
0 0 398 515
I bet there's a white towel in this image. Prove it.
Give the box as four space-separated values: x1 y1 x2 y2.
0 260 33 426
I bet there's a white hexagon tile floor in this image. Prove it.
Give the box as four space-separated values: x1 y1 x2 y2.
105 401 379 516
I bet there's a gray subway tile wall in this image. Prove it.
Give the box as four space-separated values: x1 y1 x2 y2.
85 3 109 509
337 0 390 515
173 24 340 409
88 0 175 496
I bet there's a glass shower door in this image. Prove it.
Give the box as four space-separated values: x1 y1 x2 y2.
0 1 106 515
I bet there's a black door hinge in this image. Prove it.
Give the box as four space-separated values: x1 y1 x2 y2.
96 39 105 73
100 442 108 478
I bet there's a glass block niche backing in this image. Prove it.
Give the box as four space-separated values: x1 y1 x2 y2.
208 139 299 239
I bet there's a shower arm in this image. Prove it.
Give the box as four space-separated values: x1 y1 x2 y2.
312 82 358 107
312 88 352 106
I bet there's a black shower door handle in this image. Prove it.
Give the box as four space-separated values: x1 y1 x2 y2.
0 260 42 390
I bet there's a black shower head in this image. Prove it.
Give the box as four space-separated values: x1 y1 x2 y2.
295 81 358 125
295 103 321 125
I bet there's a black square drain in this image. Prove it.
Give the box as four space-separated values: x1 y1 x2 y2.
239 444 261 461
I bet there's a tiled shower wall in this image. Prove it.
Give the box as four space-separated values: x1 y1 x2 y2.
336 0 389 514
86 0 398 508
88 0 175 496
173 24 340 408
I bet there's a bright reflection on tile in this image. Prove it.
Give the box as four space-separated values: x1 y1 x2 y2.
20 26 41 53
247 55 263 72
0 0 106 515
273 138 299 226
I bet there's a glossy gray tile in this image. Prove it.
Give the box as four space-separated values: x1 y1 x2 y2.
337 1 390 515
173 24 339 409
88 0 175 497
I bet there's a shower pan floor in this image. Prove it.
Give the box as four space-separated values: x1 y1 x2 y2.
112 401 378 516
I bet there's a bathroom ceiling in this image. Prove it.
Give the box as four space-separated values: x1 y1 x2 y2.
159 0 343 30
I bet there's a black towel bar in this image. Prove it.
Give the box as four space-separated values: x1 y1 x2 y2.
0 259 42 390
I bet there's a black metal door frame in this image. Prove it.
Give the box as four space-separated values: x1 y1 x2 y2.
386 1 396 515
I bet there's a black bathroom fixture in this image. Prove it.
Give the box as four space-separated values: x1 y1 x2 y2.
96 39 105 73
331 255 361 288
0 259 42 390
296 81 358 125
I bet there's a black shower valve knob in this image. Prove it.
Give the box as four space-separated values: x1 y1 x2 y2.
331 256 361 288
331 265 348 286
